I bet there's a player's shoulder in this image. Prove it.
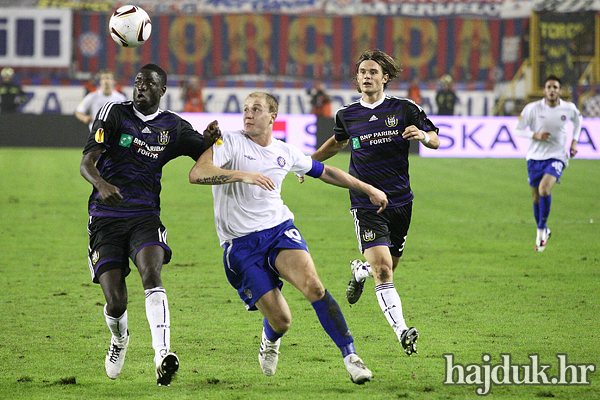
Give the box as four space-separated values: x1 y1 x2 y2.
523 99 543 112
97 100 133 121
386 95 423 111
559 99 579 111
337 99 362 114
219 129 246 145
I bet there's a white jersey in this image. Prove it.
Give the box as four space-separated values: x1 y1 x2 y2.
515 98 582 166
77 89 127 131
211 130 315 245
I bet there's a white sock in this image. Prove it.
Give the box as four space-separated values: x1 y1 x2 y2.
375 283 408 338
354 262 373 282
104 304 128 341
145 287 170 363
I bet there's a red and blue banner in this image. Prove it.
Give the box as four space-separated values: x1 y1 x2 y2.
74 12 528 86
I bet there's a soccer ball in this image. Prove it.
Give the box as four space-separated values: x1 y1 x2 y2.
109 5 152 48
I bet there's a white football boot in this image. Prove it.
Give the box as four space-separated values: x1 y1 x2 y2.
344 353 372 384
105 333 129 379
258 327 280 376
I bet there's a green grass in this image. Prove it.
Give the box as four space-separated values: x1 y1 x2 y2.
0 148 598 399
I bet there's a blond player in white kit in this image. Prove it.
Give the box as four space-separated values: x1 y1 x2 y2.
189 92 389 384
514 75 582 251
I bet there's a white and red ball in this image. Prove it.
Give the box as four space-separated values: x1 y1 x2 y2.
109 5 152 48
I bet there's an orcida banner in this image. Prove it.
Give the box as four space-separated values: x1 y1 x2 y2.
421 116 600 159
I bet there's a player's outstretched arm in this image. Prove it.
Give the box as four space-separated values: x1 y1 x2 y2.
318 164 388 213
189 146 275 190
311 135 348 162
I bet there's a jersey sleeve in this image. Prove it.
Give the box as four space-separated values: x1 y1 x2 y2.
333 110 350 141
284 142 314 176
76 92 93 114
82 102 121 155
406 101 439 134
515 104 532 130
212 130 235 168
178 119 206 160
570 104 583 142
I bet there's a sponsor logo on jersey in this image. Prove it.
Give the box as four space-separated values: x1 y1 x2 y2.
369 115 378 122
352 137 361 149
385 115 398 127
244 155 256 160
94 128 105 143
142 127 152 134
158 131 170 145
277 156 286 167
119 134 133 147
363 230 375 241
132 137 165 159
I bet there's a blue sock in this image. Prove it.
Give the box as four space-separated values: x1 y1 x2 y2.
533 202 540 226
538 195 551 229
263 318 284 341
311 290 355 357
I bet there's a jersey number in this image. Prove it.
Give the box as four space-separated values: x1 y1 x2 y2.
284 228 302 242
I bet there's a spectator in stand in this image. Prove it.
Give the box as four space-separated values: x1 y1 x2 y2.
308 82 333 118
407 78 421 105
0 67 27 114
181 76 204 113
435 74 458 115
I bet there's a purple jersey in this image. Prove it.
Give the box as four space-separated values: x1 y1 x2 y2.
334 95 438 209
83 101 205 217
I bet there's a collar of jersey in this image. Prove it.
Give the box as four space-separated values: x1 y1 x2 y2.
360 94 386 109
133 106 161 122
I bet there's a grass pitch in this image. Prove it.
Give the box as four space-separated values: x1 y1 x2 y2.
0 148 598 399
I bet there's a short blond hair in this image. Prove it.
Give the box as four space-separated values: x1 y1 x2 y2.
247 92 279 114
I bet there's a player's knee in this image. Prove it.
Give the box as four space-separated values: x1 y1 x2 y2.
271 314 292 333
539 186 551 197
139 266 162 289
105 300 127 318
374 264 393 281
303 277 325 301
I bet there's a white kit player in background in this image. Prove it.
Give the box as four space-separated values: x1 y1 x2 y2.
514 75 582 252
76 70 127 132
189 92 388 384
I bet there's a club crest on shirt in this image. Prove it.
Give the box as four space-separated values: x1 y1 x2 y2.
91 250 99 265
561 115 566 121
363 230 376 241
385 115 398 128
158 131 170 145
244 289 253 299
277 156 286 167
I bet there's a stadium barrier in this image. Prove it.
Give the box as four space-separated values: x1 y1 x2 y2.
1 114 596 160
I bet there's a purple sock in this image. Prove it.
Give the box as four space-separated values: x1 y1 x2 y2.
538 195 551 229
263 318 283 341
311 290 355 357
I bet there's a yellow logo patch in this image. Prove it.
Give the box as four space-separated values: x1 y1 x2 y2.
94 128 105 143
